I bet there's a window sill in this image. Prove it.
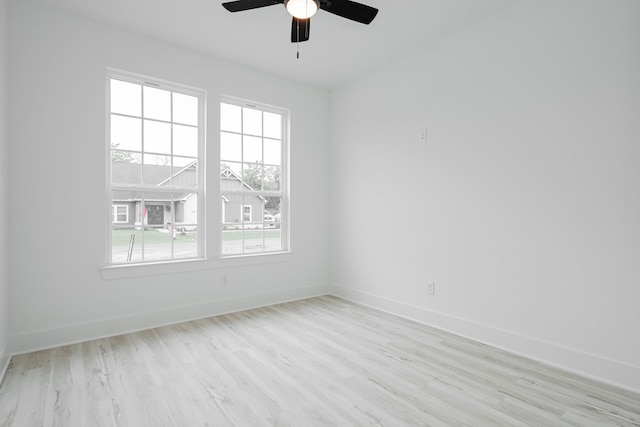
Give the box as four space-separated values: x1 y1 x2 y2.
100 252 293 280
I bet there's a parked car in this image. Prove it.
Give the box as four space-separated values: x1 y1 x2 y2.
264 213 276 228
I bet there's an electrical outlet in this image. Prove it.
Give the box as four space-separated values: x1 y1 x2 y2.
427 282 435 295
221 275 229 286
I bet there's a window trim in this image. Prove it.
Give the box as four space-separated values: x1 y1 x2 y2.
100 76 294 279
99 252 294 280
106 69 206 266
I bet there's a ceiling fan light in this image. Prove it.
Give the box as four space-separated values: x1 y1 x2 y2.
285 0 319 19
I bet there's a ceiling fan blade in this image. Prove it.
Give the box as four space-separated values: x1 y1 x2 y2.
291 17 311 43
222 0 282 13
320 0 378 24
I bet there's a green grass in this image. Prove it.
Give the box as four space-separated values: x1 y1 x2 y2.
222 229 281 241
112 228 195 245
112 228 280 245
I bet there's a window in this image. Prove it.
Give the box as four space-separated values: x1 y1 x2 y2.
242 205 252 222
112 205 129 223
107 71 204 264
220 99 288 255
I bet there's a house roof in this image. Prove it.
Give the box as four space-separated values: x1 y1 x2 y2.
111 162 196 202
220 166 267 203
111 163 266 202
112 163 173 186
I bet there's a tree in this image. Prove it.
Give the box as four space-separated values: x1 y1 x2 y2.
242 163 281 211
242 163 280 192
111 143 138 163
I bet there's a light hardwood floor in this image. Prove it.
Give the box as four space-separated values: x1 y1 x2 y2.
1 296 639 426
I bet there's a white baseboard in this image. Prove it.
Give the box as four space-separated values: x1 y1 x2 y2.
330 284 640 394
11 283 329 355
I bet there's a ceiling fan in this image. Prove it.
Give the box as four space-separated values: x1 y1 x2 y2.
221 0 378 45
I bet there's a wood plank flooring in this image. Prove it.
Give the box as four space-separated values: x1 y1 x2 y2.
1 296 639 426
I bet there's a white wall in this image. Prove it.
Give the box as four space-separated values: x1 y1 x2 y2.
330 0 640 392
8 0 330 352
0 0 10 379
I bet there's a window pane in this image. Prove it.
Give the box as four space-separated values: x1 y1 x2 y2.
173 193 197 226
222 193 243 226
243 163 262 191
111 150 141 165
264 196 281 218
222 228 243 255
174 124 198 157
221 162 242 192
112 227 143 263
111 191 199 263
263 112 281 139
143 225 173 262
220 194 282 255
221 132 241 162
144 86 171 121
111 152 141 185
172 157 197 188
111 80 141 116
143 154 171 185
264 196 282 252
142 193 180 260
263 196 280 227
243 107 262 136
172 193 198 258
264 138 281 165
174 225 198 259
264 228 282 252
144 120 171 154
221 103 241 132
243 135 262 163
244 229 264 253
174 156 195 167
264 165 280 191
143 154 170 166
111 115 141 151
173 93 198 126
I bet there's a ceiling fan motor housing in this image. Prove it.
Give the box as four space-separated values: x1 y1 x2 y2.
285 0 320 19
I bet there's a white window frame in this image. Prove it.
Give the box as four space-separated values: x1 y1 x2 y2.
106 69 206 266
220 96 289 256
99 81 295 279
112 204 129 223
242 205 252 223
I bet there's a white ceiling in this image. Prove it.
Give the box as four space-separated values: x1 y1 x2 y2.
33 0 517 89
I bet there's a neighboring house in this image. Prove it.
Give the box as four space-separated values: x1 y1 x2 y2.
111 161 198 229
221 166 269 229
111 163 269 229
